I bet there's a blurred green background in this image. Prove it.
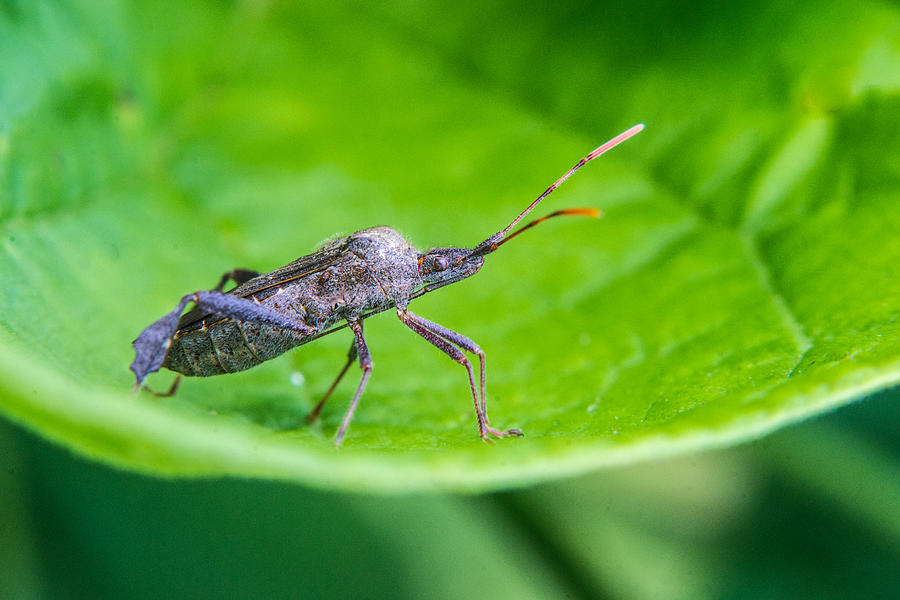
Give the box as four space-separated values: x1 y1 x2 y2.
2 0 900 597
3 390 900 598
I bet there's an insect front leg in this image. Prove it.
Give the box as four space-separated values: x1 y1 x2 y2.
334 320 372 446
403 312 488 422
397 308 522 442
130 290 316 388
307 339 358 425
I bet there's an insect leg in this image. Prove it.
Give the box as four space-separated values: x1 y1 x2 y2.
399 312 488 420
137 375 183 397
130 290 316 387
214 269 261 292
334 320 372 446
397 309 522 442
306 340 358 425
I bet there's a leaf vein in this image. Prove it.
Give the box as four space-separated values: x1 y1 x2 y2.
741 233 813 366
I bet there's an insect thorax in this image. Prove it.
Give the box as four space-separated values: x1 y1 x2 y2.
346 226 421 308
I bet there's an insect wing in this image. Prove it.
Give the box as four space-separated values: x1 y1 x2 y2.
176 236 353 331
232 237 351 298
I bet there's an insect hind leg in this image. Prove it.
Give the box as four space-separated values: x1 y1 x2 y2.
130 290 316 388
214 269 261 292
134 375 182 397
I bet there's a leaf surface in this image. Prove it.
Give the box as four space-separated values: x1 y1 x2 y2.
1 0 898 491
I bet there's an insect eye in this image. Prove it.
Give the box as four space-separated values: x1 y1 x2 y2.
433 256 449 272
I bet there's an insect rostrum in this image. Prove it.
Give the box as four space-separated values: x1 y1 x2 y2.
131 124 644 445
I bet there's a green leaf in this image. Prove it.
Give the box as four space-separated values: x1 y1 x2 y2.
1 0 899 492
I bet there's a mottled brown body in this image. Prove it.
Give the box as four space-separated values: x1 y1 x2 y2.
164 226 421 377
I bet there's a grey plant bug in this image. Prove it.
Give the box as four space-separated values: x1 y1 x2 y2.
131 124 645 445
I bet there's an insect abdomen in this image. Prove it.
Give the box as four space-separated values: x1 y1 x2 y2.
164 319 311 377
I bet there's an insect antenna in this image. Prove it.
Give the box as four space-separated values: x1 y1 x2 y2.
491 207 602 250
474 123 644 255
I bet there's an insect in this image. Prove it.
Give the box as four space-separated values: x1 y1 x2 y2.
131 124 644 445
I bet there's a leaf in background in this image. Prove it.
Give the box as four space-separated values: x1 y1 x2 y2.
0 0 898 491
